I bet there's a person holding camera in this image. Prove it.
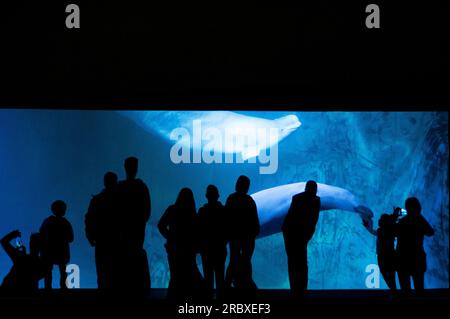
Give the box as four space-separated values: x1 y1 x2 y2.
364 208 400 291
1 230 44 291
395 197 434 295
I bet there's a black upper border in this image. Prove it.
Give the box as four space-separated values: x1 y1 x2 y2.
0 1 448 111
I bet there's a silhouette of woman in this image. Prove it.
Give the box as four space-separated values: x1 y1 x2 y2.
364 210 399 291
395 197 434 295
158 188 205 298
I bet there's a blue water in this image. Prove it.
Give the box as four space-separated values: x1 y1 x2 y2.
0 110 448 289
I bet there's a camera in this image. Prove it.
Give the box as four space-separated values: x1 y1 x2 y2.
393 206 407 217
15 237 23 247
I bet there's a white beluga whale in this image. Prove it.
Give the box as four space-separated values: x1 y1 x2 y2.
118 111 301 161
251 182 374 238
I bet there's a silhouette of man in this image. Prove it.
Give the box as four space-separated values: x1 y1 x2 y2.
198 185 228 297
364 209 399 291
117 157 151 291
40 200 74 289
282 180 320 296
225 175 260 290
1 230 45 291
85 172 119 289
395 197 434 295
158 188 206 298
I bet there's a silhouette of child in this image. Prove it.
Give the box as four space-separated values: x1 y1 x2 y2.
198 185 228 297
40 200 74 289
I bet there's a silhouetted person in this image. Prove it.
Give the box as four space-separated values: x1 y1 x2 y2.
198 185 228 297
39 200 74 289
1 230 44 291
85 172 119 289
282 180 320 296
395 197 434 295
158 188 205 298
364 209 400 291
225 175 259 290
117 157 151 292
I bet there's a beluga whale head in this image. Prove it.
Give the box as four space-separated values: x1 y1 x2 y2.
117 111 302 174
274 114 302 141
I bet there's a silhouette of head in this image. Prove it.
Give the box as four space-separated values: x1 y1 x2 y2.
29 233 41 257
235 175 250 194
51 200 67 217
305 180 318 196
405 197 421 217
206 185 219 202
378 214 390 228
124 156 138 180
175 188 196 216
104 171 118 190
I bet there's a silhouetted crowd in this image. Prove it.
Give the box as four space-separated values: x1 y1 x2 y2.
1 157 435 299
157 175 260 299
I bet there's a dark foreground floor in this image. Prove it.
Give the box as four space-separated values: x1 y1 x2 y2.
1 289 448 318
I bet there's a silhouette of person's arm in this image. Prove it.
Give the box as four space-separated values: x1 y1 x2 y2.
197 207 206 246
147 190 151 222
144 185 152 222
251 199 260 237
420 215 434 237
304 196 321 240
39 218 49 238
316 196 321 214
223 198 233 241
1 230 20 262
158 207 172 239
142 183 151 222
218 204 228 243
66 220 74 243
85 197 97 246
282 196 297 234
192 215 201 254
